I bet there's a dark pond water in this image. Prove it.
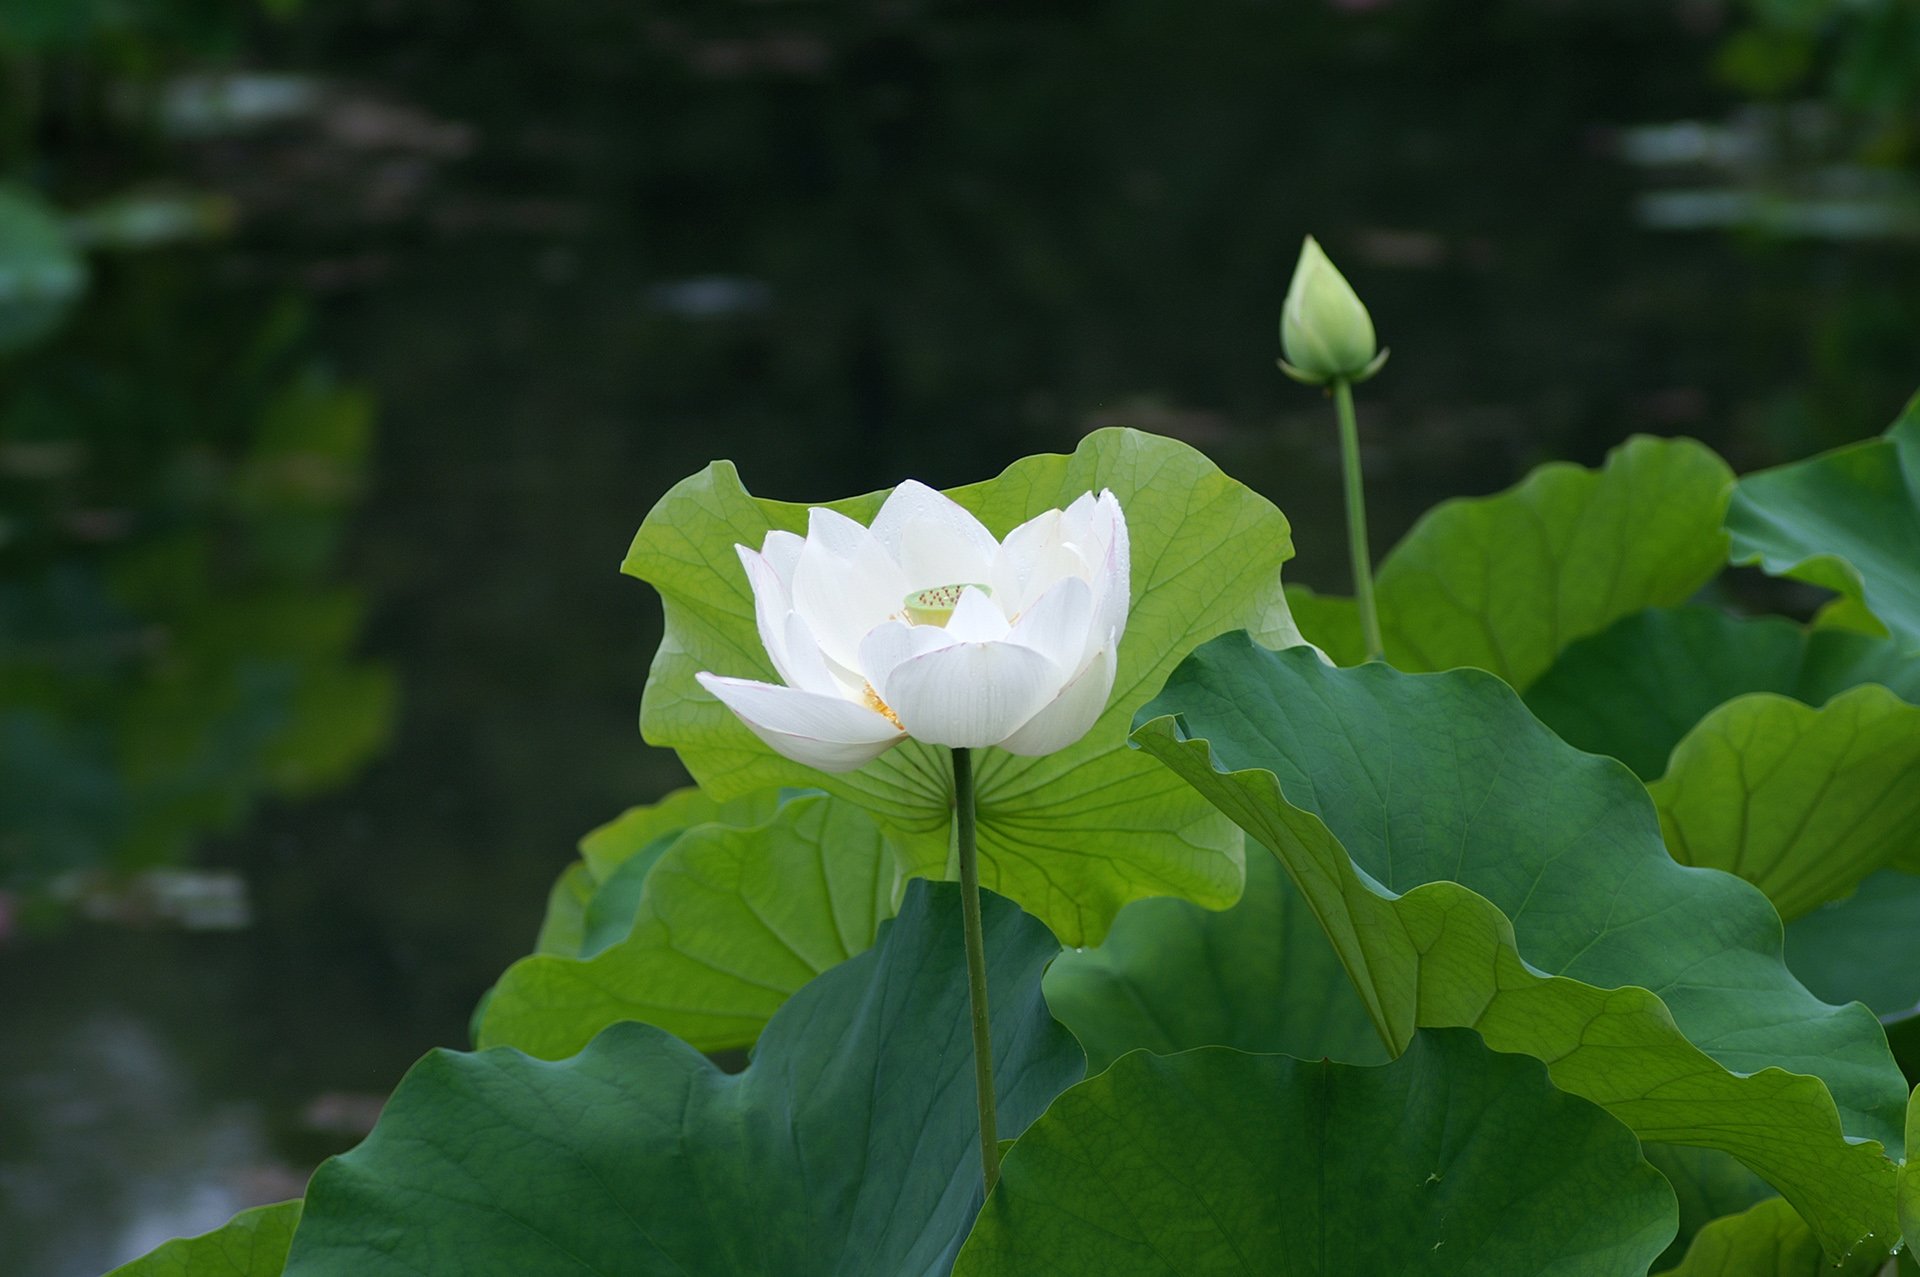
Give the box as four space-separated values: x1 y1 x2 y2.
2 2 1917 1271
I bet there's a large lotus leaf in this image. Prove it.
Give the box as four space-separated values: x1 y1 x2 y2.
1526 606 1920 782
1650 687 1920 920
1288 435 1734 688
286 879 1081 1277
624 427 1297 945
1132 635 1907 1263
953 1029 1676 1276
1787 871 1920 1017
1727 395 1920 653
106 1201 300 1277
479 792 900 1057
1044 838 1386 1073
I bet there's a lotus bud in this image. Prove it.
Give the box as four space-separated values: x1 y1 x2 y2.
1279 235 1388 386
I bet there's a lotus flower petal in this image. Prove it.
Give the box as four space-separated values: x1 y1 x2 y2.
693 673 903 771
997 642 1118 757
881 641 1061 749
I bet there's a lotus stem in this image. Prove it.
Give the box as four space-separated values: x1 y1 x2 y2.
1334 377 1385 662
952 746 1001 1192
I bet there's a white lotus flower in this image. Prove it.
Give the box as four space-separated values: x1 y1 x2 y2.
695 482 1130 771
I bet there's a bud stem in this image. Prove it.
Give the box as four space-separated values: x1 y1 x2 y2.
952 746 1002 1194
1334 378 1385 662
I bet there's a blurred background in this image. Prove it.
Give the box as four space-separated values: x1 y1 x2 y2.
0 1 1915 1271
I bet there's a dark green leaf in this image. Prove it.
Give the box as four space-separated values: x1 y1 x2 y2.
1727 395 1920 653
1133 635 1906 1262
1044 842 1386 1072
1525 605 1920 781
954 1030 1676 1276
288 880 1081 1277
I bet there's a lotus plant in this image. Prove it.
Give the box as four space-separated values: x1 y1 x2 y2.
696 479 1130 1190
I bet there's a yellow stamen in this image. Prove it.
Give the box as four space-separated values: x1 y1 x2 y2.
861 681 903 729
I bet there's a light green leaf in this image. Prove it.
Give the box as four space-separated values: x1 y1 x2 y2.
525 786 785 957
578 786 784 883
1902 1087 1920 1251
577 843 677 956
0 187 88 353
1133 635 1906 1263
1291 435 1734 688
479 792 900 1056
1727 394 1920 653
1653 1198 1845 1277
625 427 1295 944
1644 1146 1778 1273
1044 841 1386 1073
1526 605 1920 781
953 1029 1677 1276
286 880 1081 1277
531 861 593 956
105 1201 300 1277
1816 593 1893 639
1651 687 1920 919
1787 871 1920 1016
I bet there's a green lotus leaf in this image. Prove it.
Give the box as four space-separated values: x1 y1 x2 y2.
1288 435 1734 688
531 860 594 956
1787 871 1920 1017
523 787 786 959
1132 635 1907 1263
1649 687 1920 920
1727 394 1920 654
286 880 1081 1276
1044 840 1386 1073
1653 1198 1846 1277
1644 1146 1778 1273
626 427 1295 945
953 1029 1676 1276
105 1201 300 1277
1816 593 1893 639
576 786 785 883
1902 1087 1920 1252
479 792 900 1057
1525 605 1920 782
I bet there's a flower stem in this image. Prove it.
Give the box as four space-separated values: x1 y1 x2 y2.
951 746 1001 1193
1334 377 1384 662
